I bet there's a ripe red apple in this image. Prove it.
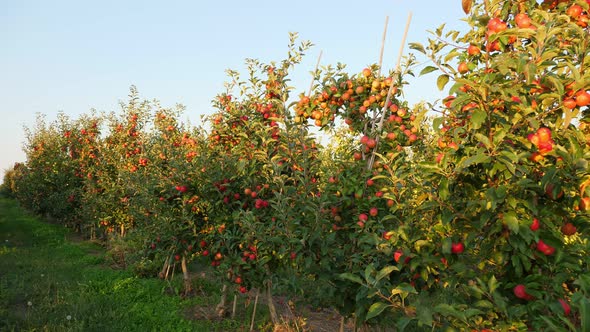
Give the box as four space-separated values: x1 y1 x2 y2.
359 213 368 222
561 222 577 236
536 127 552 143
360 135 369 145
567 4 583 19
558 299 571 316
451 242 465 254
235 277 242 284
513 284 534 300
290 251 297 260
174 254 181 261
545 183 564 200
366 178 374 186
530 218 540 231
239 286 248 294
487 17 507 34
467 44 480 56
369 207 378 217
536 239 555 255
564 98 577 109
515 13 532 28
458 62 469 74
393 250 403 263
576 90 590 107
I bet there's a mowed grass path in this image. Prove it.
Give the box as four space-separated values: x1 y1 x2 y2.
0 197 241 332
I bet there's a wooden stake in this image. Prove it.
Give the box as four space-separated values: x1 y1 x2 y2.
367 12 413 171
308 50 323 97
377 16 389 77
371 16 390 133
232 294 237 319
249 289 260 332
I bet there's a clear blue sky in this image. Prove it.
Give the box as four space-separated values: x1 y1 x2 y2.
0 0 467 175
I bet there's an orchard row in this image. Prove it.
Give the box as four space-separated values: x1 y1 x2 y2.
4 0 590 330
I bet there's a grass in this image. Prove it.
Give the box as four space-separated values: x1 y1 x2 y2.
0 197 269 332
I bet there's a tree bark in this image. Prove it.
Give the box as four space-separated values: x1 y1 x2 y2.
180 255 192 295
158 256 170 279
266 280 279 325
216 284 228 317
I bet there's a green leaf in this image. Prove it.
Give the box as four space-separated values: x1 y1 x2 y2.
417 306 433 326
488 275 499 293
391 283 418 297
437 74 450 91
409 42 426 54
339 273 363 285
474 133 491 148
503 211 519 234
581 297 590 332
420 66 438 76
442 237 452 254
434 303 466 321
365 302 389 321
364 264 376 284
470 109 487 129
396 317 414 331
458 153 490 170
375 265 399 282
439 178 449 200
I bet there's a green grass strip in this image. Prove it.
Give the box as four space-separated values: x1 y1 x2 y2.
0 197 243 332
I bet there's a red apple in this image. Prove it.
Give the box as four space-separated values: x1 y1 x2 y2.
451 242 465 254
530 218 540 231
558 299 571 316
458 62 469 74
536 239 555 255
393 250 403 263
513 284 534 300
369 207 378 217
561 222 577 236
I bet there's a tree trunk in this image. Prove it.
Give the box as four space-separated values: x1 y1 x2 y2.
216 284 228 317
181 255 192 295
266 280 279 325
158 256 170 279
